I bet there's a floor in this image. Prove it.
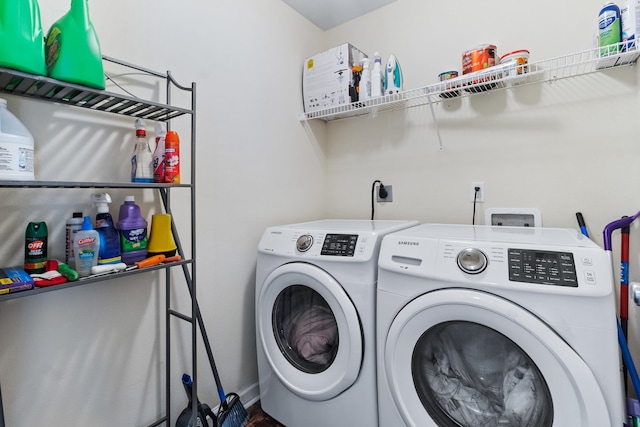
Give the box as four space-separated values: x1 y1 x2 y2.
247 401 285 427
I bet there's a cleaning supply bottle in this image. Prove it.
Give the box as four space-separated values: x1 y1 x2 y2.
359 58 371 101
24 221 47 274
164 130 180 184
385 54 403 95
73 215 99 277
116 195 148 265
152 122 167 183
65 211 83 268
91 193 121 265
371 52 384 98
0 0 47 75
0 98 35 181
131 119 154 183
44 0 105 89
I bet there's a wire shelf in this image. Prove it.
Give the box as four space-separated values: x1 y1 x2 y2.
0 57 193 121
299 43 640 122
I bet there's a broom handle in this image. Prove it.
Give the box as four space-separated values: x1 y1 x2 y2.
179 262 229 408
0 381 4 427
159 190 230 409
622 220 630 394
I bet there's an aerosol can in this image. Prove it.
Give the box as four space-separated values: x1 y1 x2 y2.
385 54 403 95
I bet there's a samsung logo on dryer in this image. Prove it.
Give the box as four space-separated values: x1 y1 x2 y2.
397 240 419 246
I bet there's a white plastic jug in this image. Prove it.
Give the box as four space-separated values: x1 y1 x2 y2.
0 98 35 180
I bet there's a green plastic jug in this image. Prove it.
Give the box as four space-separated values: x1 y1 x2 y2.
0 0 47 75
45 0 105 89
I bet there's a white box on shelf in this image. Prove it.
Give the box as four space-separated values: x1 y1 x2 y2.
302 43 367 113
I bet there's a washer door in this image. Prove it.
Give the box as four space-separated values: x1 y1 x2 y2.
384 288 612 426
257 262 363 401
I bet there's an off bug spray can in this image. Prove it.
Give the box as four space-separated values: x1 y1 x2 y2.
24 221 48 274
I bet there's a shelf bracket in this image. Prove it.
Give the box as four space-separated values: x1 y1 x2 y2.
426 93 444 151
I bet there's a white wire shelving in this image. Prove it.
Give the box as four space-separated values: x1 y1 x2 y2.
298 43 640 123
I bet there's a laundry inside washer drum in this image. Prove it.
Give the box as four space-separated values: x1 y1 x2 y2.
273 285 339 373
411 321 553 427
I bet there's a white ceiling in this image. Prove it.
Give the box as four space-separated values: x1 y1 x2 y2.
281 0 397 31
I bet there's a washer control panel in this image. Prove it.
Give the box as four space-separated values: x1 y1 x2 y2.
508 249 578 287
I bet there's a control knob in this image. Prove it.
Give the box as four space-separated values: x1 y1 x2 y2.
296 234 313 252
457 248 488 274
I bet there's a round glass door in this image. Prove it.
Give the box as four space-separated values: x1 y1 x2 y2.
272 285 339 374
257 262 363 401
383 288 613 426
412 321 552 426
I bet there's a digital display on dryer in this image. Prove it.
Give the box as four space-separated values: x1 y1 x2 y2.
321 234 358 256
508 249 578 287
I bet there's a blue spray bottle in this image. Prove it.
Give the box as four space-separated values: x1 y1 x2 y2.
91 193 122 265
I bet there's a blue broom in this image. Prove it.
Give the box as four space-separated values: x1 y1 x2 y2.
183 277 249 427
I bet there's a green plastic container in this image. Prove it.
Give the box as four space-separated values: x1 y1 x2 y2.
0 0 47 75
45 0 105 89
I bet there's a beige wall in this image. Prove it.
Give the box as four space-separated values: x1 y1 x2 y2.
1 0 640 425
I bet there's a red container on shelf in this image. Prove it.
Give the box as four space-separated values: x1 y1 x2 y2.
462 44 497 75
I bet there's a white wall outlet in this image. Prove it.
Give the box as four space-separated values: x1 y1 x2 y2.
470 182 485 203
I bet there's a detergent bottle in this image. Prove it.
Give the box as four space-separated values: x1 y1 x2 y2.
91 193 121 265
0 0 47 75
116 195 148 265
44 0 105 89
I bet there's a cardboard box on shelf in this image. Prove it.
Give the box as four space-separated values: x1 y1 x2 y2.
0 266 34 294
302 43 368 113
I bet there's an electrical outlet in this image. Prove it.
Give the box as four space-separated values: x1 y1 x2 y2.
470 182 485 203
377 185 393 202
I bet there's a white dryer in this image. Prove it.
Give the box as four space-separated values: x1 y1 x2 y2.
256 219 418 427
376 224 625 427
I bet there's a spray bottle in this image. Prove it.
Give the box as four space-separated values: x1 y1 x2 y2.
152 122 167 183
360 58 371 101
131 119 154 183
91 193 121 265
371 52 384 98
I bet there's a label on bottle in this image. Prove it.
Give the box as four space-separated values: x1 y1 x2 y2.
153 136 165 183
120 228 148 253
45 27 62 73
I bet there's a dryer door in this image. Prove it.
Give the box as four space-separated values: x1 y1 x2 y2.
384 288 613 427
257 262 363 401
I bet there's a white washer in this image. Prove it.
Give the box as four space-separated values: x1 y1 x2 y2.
376 224 625 427
256 219 419 427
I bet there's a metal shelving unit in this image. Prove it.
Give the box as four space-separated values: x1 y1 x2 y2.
0 57 198 427
298 44 640 123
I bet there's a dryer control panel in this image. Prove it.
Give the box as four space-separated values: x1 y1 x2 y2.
321 234 359 256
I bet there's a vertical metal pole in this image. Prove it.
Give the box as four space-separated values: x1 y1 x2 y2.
189 80 198 427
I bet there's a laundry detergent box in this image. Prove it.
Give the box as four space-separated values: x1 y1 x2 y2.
0 266 34 294
302 43 367 113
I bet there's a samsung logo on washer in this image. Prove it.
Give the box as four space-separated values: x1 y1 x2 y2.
398 241 419 246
